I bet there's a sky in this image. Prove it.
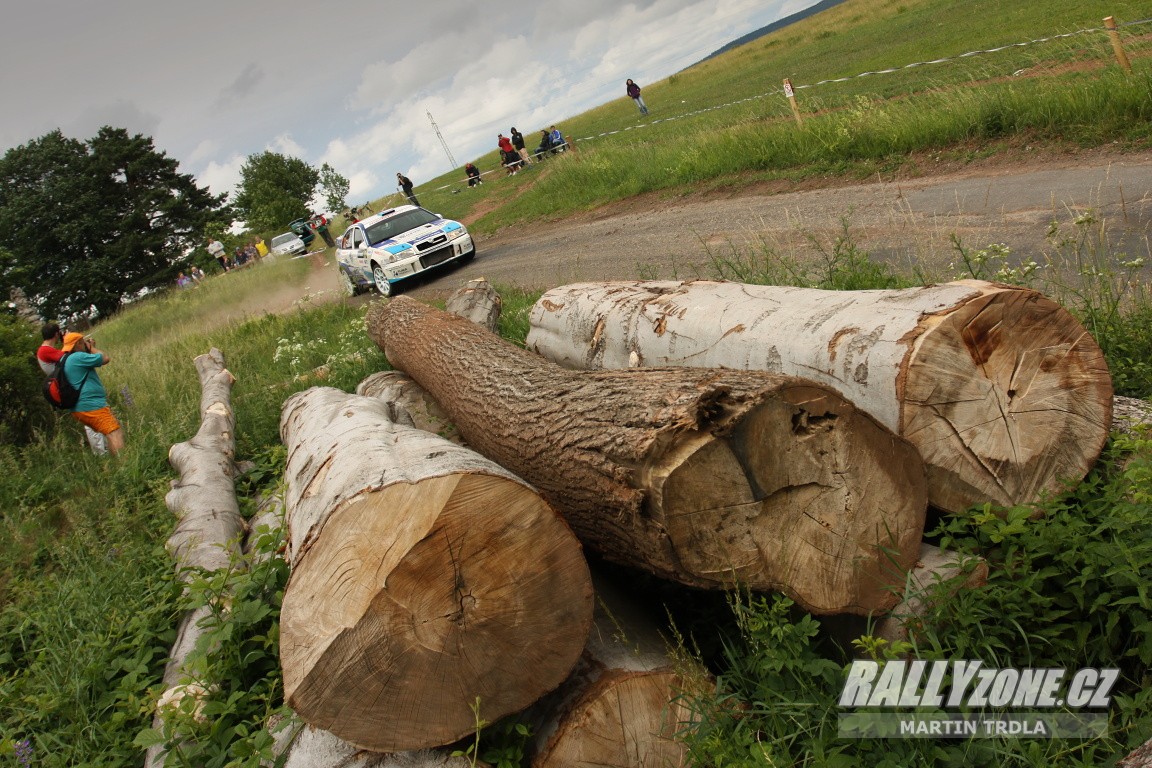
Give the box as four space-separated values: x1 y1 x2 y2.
0 0 817 208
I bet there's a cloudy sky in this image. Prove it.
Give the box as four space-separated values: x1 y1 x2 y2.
1 0 817 206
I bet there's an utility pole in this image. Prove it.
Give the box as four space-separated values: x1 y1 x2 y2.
427 111 457 170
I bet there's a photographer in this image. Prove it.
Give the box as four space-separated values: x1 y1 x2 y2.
60 332 125 456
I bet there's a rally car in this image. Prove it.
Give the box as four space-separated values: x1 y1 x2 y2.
335 205 475 297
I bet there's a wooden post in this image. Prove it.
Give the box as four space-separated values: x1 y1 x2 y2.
1104 17 1133 73
783 79 803 126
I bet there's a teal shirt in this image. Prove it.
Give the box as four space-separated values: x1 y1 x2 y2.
62 351 108 412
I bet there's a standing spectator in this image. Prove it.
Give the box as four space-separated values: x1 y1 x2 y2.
510 127 532 166
397 173 420 207
207 238 227 271
37 325 107 455
61 332 125 456
465 163 483 187
626 79 649 115
497 134 520 175
311 215 336 247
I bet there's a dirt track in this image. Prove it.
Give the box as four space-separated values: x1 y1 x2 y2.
306 147 1152 303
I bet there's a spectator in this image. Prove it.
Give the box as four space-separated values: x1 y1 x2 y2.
207 239 227 271
397 173 420 207
37 324 108 455
191 266 206 283
510 127 532 166
497 134 520 175
549 125 566 152
626 79 649 115
465 162 483 187
60 332 125 456
176 272 192 288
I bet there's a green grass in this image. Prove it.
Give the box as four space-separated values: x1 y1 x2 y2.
3 0 1152 764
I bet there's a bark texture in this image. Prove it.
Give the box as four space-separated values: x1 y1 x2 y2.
269 719 476 768
279 386 593 752
356 371 462 445
445 277 502 334
526 280 1113 514
148 349 245 768
367 297 928 615
527 573 708 768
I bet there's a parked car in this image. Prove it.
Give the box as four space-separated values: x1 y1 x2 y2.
289 218 316 246
270 232 307 258
335 205 475 297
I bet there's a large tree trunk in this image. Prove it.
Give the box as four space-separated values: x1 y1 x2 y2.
148 349 245 768
279 386 593 753
526 280 1113 514
367 297 927 616
527 573 709 768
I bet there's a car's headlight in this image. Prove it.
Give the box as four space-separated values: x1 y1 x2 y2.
446 228 467 240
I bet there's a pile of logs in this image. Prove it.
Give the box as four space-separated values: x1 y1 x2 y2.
153 277 1115 766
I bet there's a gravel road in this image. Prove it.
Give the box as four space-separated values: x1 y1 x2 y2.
310 148 1152 303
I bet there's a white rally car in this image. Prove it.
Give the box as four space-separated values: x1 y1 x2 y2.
335 205 475 296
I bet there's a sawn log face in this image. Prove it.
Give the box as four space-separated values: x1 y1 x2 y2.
368 297 928 615
279 387 593 752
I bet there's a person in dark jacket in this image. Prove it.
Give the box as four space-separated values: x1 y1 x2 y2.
510 127 532 166
396 173 420 206
626 79 649 115
465 162 483 187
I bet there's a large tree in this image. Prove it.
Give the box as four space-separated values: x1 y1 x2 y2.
232 152 319 233
0 128 225 320
317 163 349 214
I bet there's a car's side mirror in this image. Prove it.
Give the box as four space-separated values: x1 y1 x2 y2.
358 243 368 252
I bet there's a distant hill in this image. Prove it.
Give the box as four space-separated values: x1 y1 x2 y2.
703 0 849 61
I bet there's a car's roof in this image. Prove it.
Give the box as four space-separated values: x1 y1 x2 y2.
355 205 422 227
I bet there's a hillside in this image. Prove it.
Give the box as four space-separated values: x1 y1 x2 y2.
701 0 849 61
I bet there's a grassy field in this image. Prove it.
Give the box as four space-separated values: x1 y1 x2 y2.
2 0 1152 765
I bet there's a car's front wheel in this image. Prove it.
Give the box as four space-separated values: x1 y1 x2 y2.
372 263 393 297
339 268 358 297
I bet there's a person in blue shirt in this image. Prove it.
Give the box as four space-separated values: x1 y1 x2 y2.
61 332 125 455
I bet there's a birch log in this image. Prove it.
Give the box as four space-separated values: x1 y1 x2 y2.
367 297 928 615
148 349 245 768
445 277 502 334
526 280 1113 514
279 386 593 752
873 543 989 644
268 719 476 768
527 573 709 768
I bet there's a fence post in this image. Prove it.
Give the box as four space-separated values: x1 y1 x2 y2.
783 79 803 126
1104 16 1133 73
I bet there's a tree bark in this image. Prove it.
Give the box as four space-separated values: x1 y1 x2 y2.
268 718 477 768
366 297 928 616
279 386 593 752
526 280 1113 515
526 573 709 768
356 371 462 445
445 277 502 334
148 348 245 768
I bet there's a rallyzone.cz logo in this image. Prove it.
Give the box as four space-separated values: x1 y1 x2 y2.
837 660 1117 739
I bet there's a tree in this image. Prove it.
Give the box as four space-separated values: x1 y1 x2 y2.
317 163 349 214
232 152 319 233
0 128 225 320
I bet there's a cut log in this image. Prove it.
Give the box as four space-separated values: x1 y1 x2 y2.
873 543 989 645
527 573 710 768
279 386 593 752
526 280 1114 515
357 371 462 445
367 297 928 615
148 348 245 768
445 277 502 334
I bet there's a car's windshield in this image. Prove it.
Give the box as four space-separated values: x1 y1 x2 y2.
272 234 296 246
364 209 439 245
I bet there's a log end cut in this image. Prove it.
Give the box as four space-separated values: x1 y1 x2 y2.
280 473 594 753
649 382 928 615
901 285 1113 514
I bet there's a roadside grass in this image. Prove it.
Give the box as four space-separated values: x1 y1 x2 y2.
405 0 1150 230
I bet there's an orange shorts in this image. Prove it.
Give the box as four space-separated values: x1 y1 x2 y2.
71 407 121 435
